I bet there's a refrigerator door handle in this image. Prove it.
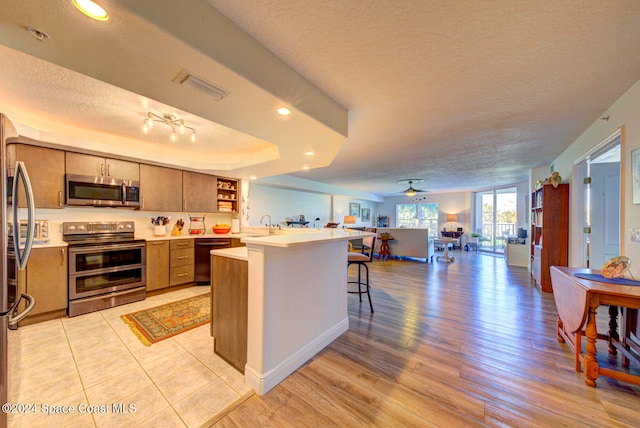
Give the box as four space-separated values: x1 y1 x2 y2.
12 161 35 270
7 293 36 326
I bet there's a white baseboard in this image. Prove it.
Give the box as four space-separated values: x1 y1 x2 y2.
244 317 349 395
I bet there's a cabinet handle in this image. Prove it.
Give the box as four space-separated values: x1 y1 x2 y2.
58 191 63 207
177 272 189 277
141 197 145 210
177 242 189 247
107 164 111 177
183 199 187 211
100 163 105 176
177 255 189 260
60 248 65 266
151 242 165 246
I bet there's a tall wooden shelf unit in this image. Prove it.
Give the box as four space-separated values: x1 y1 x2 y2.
531 183 569 292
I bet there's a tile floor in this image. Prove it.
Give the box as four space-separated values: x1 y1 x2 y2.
7 286 253 428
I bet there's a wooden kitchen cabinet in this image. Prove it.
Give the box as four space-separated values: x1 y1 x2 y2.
139 164 183 211
20 246 68 325
231 238 244 248
183 171 217 212
146 240 170 291
169 239 195 286
66 152 139 181
211 253 248 373
7 143 65 208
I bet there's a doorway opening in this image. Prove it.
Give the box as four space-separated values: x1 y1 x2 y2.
573 130 621 268
475 187 517 254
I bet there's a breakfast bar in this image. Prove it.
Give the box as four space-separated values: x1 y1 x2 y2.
212 228 374 395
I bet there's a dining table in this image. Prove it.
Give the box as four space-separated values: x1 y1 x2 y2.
550 266 640 387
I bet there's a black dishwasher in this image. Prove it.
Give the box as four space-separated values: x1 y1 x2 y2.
195 238 231 285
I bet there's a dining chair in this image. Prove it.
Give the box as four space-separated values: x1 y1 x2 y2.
347 235 376 312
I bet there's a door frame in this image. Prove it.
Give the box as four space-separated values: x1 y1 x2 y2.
571 128 622 267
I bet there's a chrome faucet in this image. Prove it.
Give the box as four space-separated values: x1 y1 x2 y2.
260 214 272 235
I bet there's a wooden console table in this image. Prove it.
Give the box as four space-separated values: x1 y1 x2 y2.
377 237 394 261
550 266 640 387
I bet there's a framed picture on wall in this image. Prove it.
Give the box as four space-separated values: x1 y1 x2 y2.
349 202 360 217
634 148 640 204
361 208 371 222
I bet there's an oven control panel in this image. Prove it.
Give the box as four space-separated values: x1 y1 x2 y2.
63 221 135 236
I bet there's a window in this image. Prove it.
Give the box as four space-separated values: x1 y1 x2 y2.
396 203 438 236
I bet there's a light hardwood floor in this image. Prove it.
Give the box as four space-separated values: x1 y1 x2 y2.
215 251 640 427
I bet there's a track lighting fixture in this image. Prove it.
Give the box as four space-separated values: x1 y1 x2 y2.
143 112 196 143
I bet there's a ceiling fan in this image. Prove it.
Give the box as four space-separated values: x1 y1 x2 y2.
397 179 429 196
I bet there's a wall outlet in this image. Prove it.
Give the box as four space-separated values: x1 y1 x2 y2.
631 228 640 242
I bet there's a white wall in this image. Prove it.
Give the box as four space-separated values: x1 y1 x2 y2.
246 184 331 228
550 79 640 276
377 192 470 232
245 184 382 229
515 180 531 233
332 195 380 228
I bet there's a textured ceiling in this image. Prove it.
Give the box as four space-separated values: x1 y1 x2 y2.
0 0 346 178
1 1 639 196
208 0 640 194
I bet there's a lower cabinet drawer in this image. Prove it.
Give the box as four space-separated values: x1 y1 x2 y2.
170 248 194 267
170 265 195 286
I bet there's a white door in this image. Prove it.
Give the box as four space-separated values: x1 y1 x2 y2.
590 161 620 268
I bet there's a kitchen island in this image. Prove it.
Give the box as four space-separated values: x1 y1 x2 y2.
211 228 374 395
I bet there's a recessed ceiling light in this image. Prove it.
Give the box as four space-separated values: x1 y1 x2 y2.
73 0 109 21
25 26 50 42
277 107 291 116
301 164 310 170
249 175 257 180
304 150 315 156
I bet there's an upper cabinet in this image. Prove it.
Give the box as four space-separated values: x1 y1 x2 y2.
7 139 239 213
183 171 217 213
139 164 183 212
7 143 65 209
66 152 139 181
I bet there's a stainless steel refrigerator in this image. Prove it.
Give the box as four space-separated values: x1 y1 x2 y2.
0 114 36 428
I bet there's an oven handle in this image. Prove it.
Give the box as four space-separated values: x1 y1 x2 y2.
68 242 146 254
68 262 145 278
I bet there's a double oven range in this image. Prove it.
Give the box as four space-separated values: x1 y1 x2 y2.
63 221 146 317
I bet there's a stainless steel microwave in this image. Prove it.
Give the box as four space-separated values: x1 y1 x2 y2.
66 174 140 208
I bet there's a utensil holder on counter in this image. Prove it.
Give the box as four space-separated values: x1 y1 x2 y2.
154 225 166 236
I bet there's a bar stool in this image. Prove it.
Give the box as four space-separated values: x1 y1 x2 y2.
347 235 376 312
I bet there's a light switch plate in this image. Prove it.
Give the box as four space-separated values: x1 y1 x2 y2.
631 228 640 242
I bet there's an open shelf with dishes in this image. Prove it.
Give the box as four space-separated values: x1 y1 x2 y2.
216 177 238 213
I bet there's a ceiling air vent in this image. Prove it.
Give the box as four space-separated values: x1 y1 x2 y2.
173 70 230 101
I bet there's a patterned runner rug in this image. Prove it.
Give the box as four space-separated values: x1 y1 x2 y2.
121 293 210 346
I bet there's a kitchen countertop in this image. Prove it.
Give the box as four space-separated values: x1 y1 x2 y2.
140 232 257 241
210 246 248 261
23 232 260 247
241 228 374 248
32 240 67 248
